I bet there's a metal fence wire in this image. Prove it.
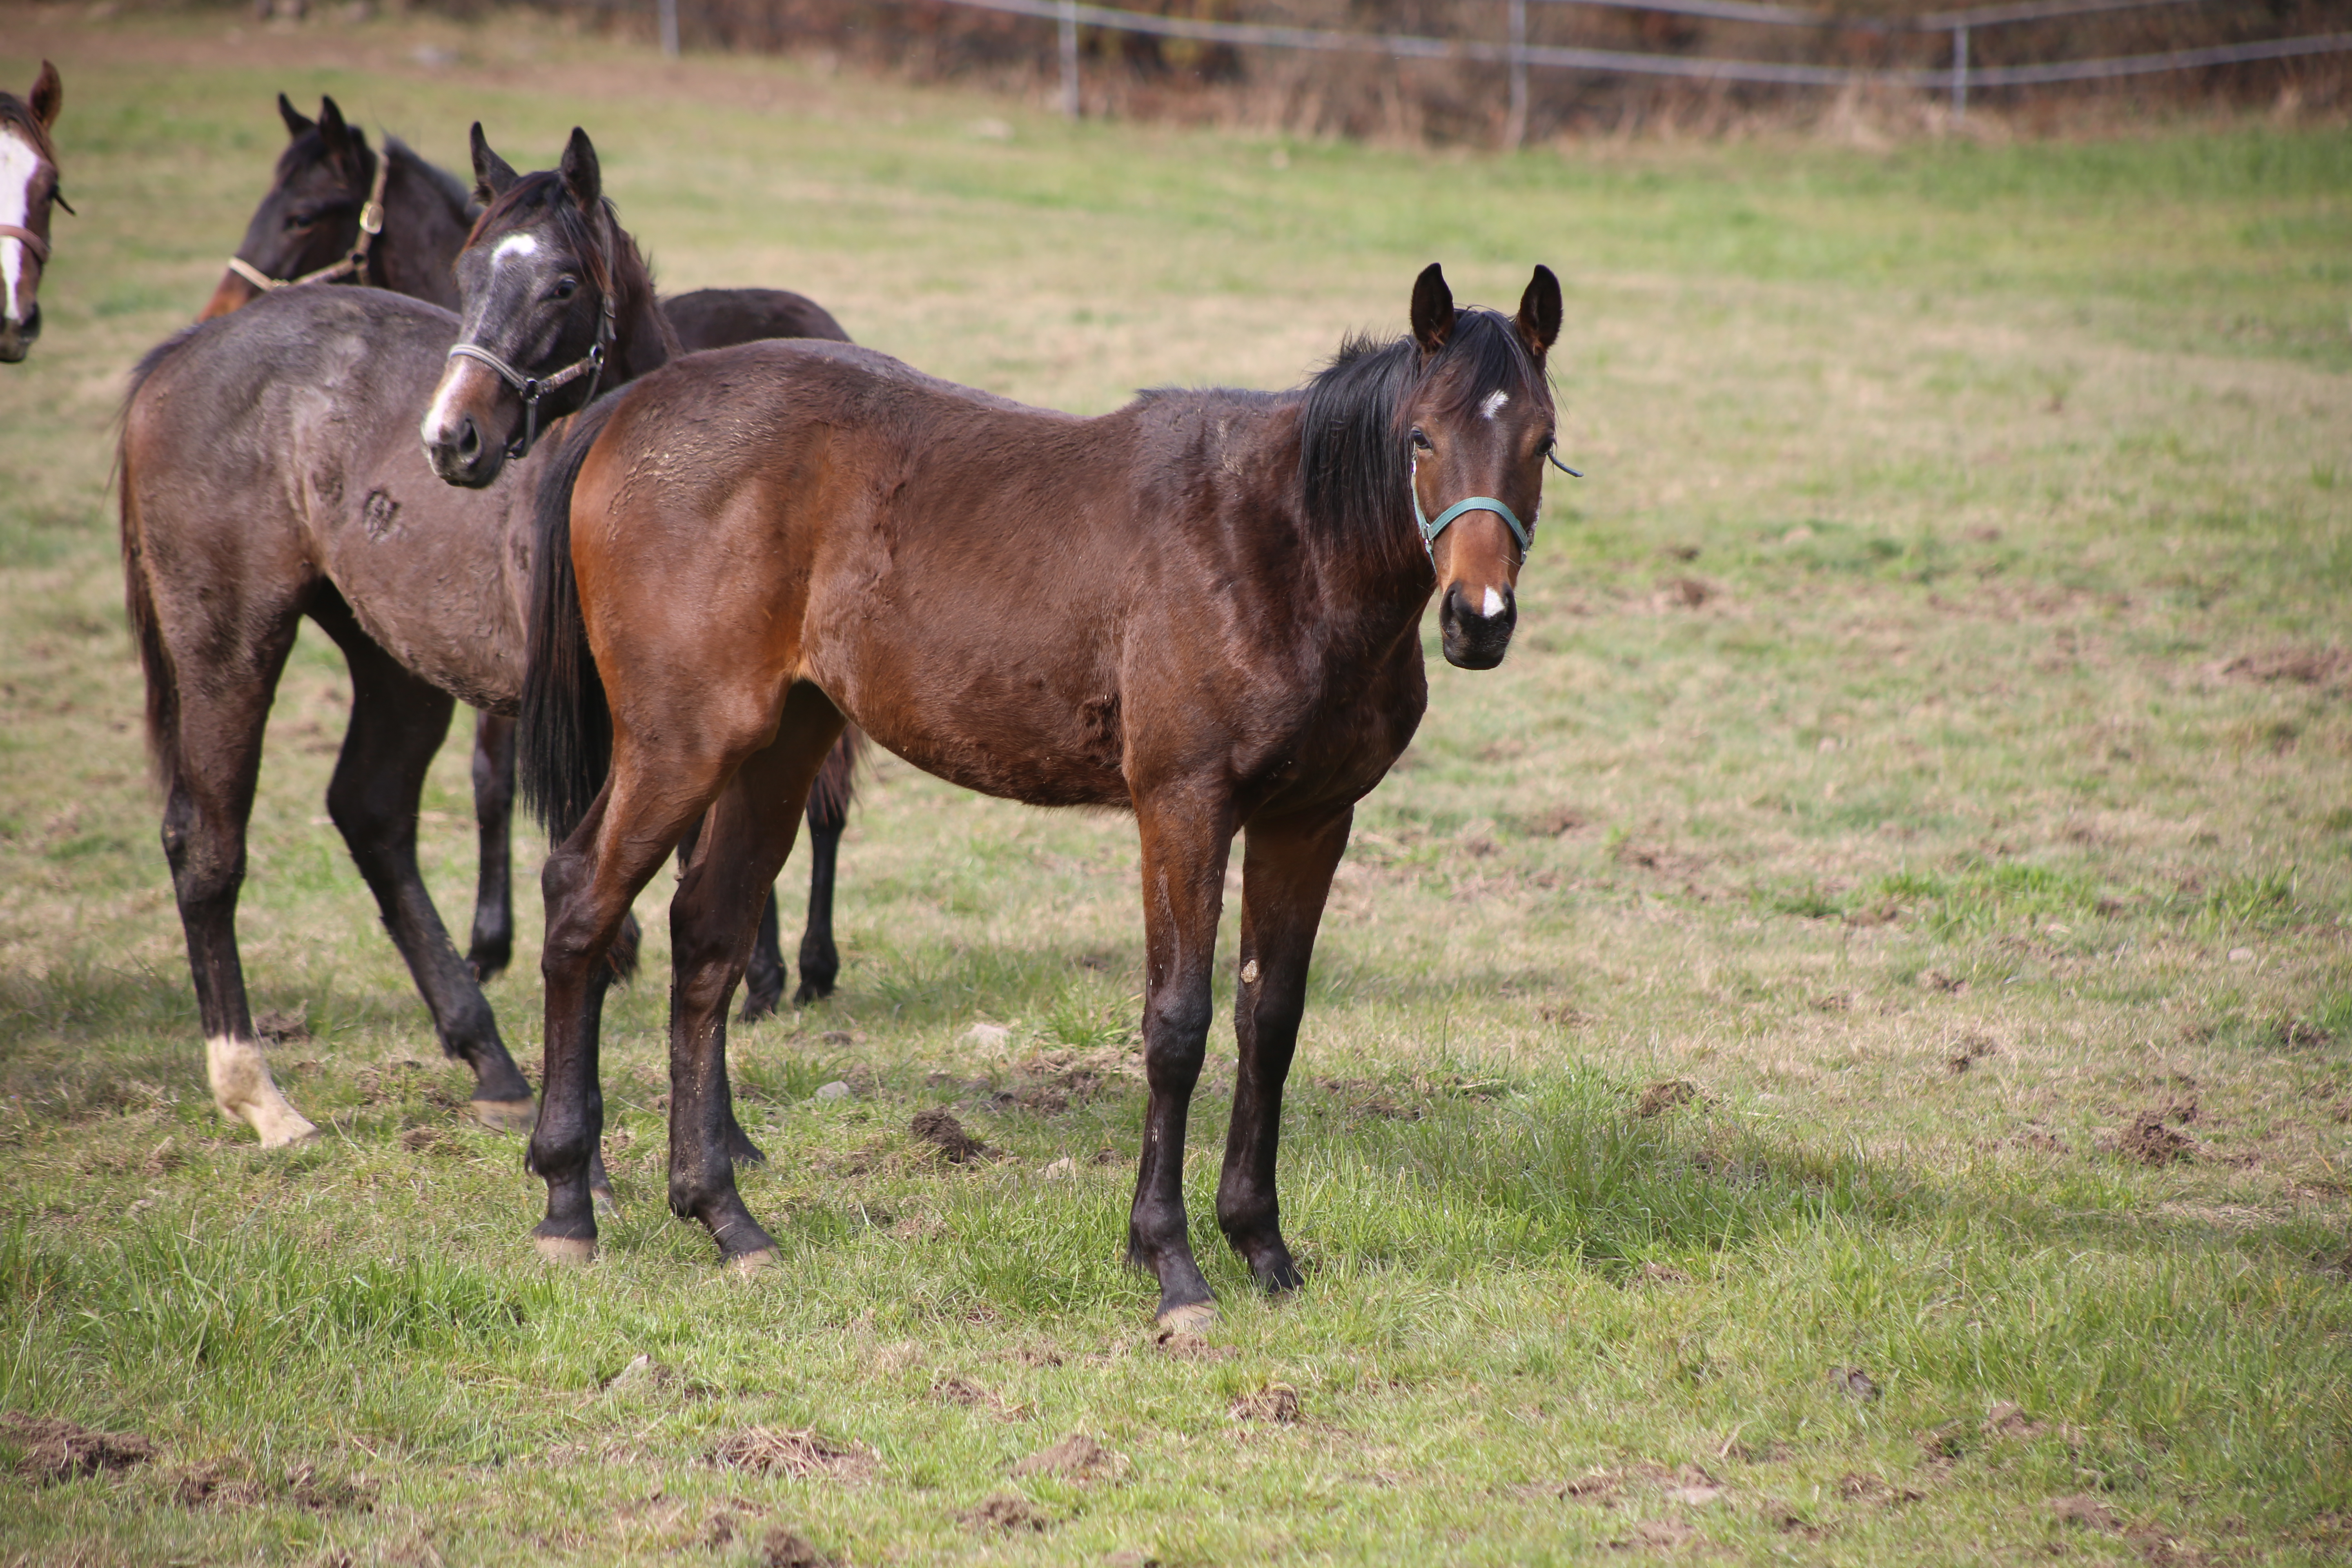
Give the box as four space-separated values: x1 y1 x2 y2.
649 0 2352 138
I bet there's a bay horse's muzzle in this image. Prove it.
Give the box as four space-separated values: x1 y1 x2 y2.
0 301 37 363
1439 579 1516 670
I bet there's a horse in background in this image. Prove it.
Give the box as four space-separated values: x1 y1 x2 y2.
198 92 862 1014
0 61 67 364
496 252 1565 1324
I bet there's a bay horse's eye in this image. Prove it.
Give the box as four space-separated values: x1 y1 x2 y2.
552 277 578 301
1410 427 1432 451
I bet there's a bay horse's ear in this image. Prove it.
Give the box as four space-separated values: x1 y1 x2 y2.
470 122 519 204
278 92 314 140
557 127 601 212
1410 262 1455 355
1515 265 1562 360
29 62 61 131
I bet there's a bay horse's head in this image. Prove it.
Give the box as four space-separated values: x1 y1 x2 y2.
198 95 381 321
1404 263 1564 670
0 62 66 365
1301 262 1566 670
421 125 621 488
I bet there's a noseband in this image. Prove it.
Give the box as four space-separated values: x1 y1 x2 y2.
1411 448 1580 563
445 281 616 462
224 151 389 294
0 225 48 264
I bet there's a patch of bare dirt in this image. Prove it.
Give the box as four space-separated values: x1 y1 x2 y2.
1009 1433 1125 1483
2210 646 2352 690
1918 967 1969 994
712 1428 877 1484
1521 805 1588 837
2112 1110 2199 1165
1655 576 1717 610
2276 1018 2333 1048
758 1527 837 1568
930 1374 1027 1421
1317 1076 1418 1121
1836 1472 1922 1505
1608 1517 1696 1550
2011 1122 2067 1153
253 1005 311 1044
1637 1080 1698 1118
910 1108 991 1163
1228 1384 1301 1424
1982 1402 2084 1449
3 1414 154 1483
1828 1367 1880 1402
398 1123 460 1156
2051 1493 2118 1531
1947 1033 1999 1074
286 1463 373 1513
173 1463 266 1509
960 1493 1054 1532
996 1045 1143 1113
1637 1262 1691 1285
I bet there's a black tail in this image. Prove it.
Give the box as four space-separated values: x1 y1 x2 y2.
518 399 625 845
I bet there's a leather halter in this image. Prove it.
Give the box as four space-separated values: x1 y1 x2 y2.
224 150 390 294
0 224 47 265
445 292 615 463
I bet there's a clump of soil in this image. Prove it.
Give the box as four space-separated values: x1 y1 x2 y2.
1918 968 1968 994
1637 1080 1698 1118
1318 1077 1418 1121
910 1109 990 1163
1152 1328 1233 1363
2051 1493 2118 1531
996 1045 1143 1114
2214 647 2352 689
286 1463 372 1513
2116 1111 2198 1165
174 1464 266 1509
253 1005 311 1044
1009 1433 1124 1483
1636 1262 1691 1285
1228 1384 1301 1424
759 1527 836 1567
712 1428 876 1484
1657 576 1715 609
960 1493 1053 1532
1836 1472 1922 1505
1947 1033 1999 1074
2 1414 154 1483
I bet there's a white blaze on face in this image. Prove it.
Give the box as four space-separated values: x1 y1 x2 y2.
0 131 38 324
1479 388 1509 421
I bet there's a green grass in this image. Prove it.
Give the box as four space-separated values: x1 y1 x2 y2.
2 9 2350 1564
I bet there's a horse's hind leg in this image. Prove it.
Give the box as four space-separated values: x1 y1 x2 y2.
313 600 534 1125
737 889 786 1021
1217 805 1352 1294
159 614 315 1147
466 712 517 982
789 731 858 1007
668 684 847 1269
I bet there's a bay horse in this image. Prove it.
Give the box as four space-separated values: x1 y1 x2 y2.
121 127 785 1174
504 254 1566 1323
0 61 67 364
200 93 860 1014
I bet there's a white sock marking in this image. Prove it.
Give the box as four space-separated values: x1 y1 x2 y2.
1481 586 1506 618
0 134 37 325
205 1033 318 1146
1479 389 1509 420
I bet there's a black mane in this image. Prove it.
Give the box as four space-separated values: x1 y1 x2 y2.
1296 307 1545 580
387 135 479 224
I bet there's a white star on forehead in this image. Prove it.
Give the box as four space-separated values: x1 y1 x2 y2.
1479 389 1509 419
492 232 540 263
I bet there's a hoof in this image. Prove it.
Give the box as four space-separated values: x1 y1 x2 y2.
591 1186 620 1218
533 1234 596 1265
727 1247 780 1276
1155 1300 1216 1334
473 1098 537 1134
254 1118 321 1150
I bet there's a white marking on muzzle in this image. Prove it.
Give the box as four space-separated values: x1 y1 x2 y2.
1479 389 1509 420
1480 586 1506 618
0 134 37 325
421 358 494 452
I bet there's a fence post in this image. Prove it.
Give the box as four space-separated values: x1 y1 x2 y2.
1950 22 1968 120
658 0 679 57
1504 0 1528 149
1059 0 1082 118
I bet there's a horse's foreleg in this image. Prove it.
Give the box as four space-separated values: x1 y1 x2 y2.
1218 805 1352 1294
667 687 845 1270
159 621 314 1147
738 889 786 1021
1126 789 1237 1328
319 619 533 1125
466 712 518 982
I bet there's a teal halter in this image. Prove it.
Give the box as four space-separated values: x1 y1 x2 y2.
1415 492 1528 561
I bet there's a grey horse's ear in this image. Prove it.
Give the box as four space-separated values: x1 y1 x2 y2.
29 62 61 131
1515 265 1561 359
470 122 519 205
1410 262 1454 355
278 91 314 140
557 127 600 212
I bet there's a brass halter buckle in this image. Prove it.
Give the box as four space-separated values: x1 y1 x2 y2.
223 150 392 294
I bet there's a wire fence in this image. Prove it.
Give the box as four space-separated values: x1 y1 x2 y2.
649 0 2352 139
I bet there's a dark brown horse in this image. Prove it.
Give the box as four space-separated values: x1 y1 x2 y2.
120 128 786 1169
0 61 67 364
199 94 859 1013
505 256 1564 1323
